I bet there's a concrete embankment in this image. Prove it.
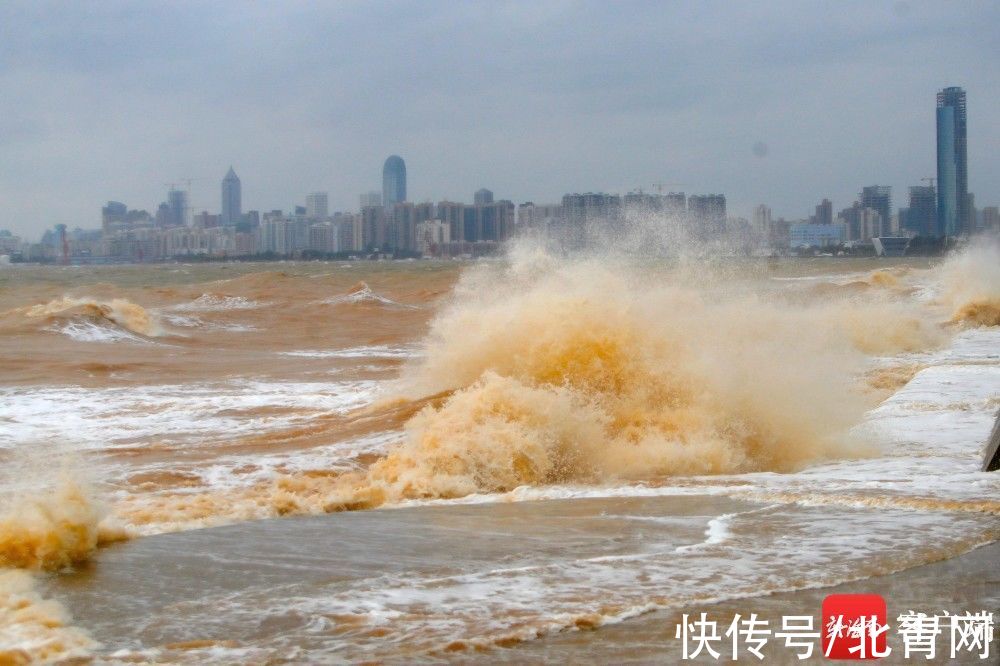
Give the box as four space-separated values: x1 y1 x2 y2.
984 408 1000 472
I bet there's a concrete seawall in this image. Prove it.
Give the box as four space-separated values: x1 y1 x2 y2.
984 408 1000 472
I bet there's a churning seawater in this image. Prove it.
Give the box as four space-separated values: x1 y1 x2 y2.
0 245 998 662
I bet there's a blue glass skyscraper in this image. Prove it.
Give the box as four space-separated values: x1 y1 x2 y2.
936 87 967 237
221 167 241 226
382 155 407 207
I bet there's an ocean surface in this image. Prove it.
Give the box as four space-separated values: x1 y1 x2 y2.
0 248 998 663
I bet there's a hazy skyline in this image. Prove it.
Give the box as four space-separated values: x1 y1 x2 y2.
1 1 998 238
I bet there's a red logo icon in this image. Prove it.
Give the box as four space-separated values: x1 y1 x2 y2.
822 594 890 659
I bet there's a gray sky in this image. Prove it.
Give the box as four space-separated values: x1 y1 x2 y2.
1 1 997 239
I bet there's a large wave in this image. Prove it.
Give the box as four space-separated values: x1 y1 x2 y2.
17 296 166 339
939 243 1000 327
267 244 954 514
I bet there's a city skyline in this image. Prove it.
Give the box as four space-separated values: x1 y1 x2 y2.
1 2 998 238
75 79 997 243
10 77 998 263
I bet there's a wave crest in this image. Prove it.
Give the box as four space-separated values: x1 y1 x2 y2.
321 282 414 308
171 293 264 312
21 296 164 338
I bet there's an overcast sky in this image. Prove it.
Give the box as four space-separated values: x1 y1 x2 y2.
1 1 997 238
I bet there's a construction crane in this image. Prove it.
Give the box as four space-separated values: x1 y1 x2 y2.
161 181 199 226
183 177 207 192
163 177 206 193
652 182 687 194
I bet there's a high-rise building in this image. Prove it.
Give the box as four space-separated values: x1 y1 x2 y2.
361 205 387 250
382 155 407 207
259 217 293 254
904 186 936 236
436 201 465 242
516 202 562 229
455 200 517 244
360 191 381 208
860 207 883 240
860 187 891 235
167 189 189 227
752 204 772 236
812 199 833 225
305 192 329 219
390 202 417 252
308 222 338 254
463 206 479 242
155 203 171 228
688 194 727 233
664 192 686 216
562 193 623 225
838 203 861 241
936 87 968 236
622 192 664 214
474 188 494 205
474 200 514 243
982 206 999 233
221 167 241 226
102 201 128 234
244 210 260 229
416 220 451 257
192 212 219 229
559 193 621 247
839 202 884 241
333 212 362 253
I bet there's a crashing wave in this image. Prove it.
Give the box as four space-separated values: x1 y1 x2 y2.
938 244 1000 328
0 479 126 571
263 247 918 515
21 297 165 340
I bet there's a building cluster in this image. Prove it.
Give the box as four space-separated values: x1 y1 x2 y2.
517 191 734 251
761 86 997 252
2 87 996 263
10 156 522 263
